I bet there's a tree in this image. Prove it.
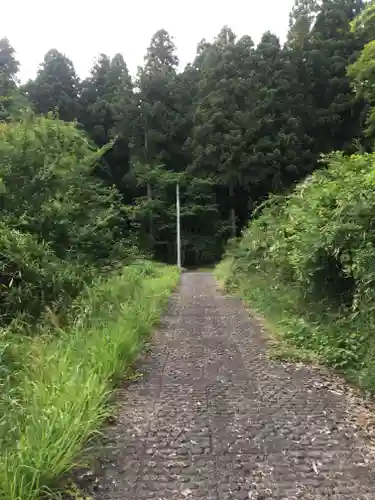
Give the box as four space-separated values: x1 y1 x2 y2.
287 0 320 49
190 27 310 237
0 115 137 323
80 53 134 189
130 30 183 251
132 29 181 167
128 162 179 260
180 176 225 265
215 25 236 47
0 115 130 265
286 0 366 158
245 32 314 198
0 38 21 120
350 0 375 42
190 27 247 237
144 29 179 75
24 49 80 122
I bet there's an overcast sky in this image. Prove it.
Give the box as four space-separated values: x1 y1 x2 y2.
3 0 295 82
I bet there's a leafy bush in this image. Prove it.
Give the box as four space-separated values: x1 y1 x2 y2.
218 151 375 390
0 224 89 324
0 115 131 266
0 114 139 324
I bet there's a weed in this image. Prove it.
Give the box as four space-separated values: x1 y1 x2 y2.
0 262 179 500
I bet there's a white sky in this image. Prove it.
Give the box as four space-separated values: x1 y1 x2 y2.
3 0 295 82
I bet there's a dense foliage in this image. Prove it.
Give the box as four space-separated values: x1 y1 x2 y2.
217 0 375 393
1 0 370 267
0 115 136 325
217 149 375 390
2 0 375 366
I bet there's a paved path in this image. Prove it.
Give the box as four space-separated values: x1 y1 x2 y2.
94 272 375 500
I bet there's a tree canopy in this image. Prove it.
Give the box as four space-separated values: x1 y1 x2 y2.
1 0 371 266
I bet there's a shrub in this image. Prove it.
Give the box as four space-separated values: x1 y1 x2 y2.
0 224 90 325
230 152 375 310
0 114 132 267
0 114 140 324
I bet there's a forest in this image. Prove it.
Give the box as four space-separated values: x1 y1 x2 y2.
2 0 370 268
2 0 375 498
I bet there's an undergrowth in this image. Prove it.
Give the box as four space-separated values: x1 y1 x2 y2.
217 150 375 394
0 261 179 500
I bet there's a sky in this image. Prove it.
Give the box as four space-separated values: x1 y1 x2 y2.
3 0 295 82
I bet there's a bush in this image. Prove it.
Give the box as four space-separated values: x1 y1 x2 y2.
0 224 91 325
0 114 140 324
0 261 179 500
0 115 132 267
218 150 375 390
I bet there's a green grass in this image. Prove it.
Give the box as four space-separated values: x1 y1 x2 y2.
216 260 321 364
0 261 179 500
216 259 375 393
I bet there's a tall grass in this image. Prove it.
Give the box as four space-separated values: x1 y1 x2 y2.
0 261 179 500
217 259 375 391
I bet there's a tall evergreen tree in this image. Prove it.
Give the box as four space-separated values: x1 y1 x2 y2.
80 53 134 189
133 29 181 168
191 27 248 237
25 49 80 122
129 29 182 255
287 0 319 49
144 29 179 75
246 33 313 198
296 0 366 154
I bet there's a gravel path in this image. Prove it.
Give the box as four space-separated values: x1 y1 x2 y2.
93 272 375 499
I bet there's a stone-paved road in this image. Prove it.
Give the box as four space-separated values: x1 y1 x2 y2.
94 272 375 500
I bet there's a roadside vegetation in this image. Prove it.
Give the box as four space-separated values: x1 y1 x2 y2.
217 149 375 393
0 262 178 500
0 115 179 500
217 0 375 394
2 0 371 268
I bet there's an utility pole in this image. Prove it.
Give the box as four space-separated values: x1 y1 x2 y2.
140 96 182 268
144 107 154 242
176 181 181 268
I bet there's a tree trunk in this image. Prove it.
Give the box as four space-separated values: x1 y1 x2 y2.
147 183 154 242
229 184 236 238
247 195 253 221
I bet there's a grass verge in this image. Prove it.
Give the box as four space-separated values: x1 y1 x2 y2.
0 261 179 500
215 259 375 393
